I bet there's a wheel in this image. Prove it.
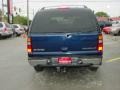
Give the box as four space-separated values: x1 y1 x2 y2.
34 66 44 72
89 66 99 71
15 33 20 37
118 31 120 35
15 33 21 37
8 34 13 38
13 33 16 37
17 34 21 37
113 34 117 36
0 34 2 39
14 33 18 37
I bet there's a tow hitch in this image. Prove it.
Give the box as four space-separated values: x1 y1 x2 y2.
56 67 67 73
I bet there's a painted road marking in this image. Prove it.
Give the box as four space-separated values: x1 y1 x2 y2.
106 57 120 63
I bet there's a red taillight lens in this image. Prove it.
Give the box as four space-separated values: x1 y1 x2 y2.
27 37 32 53
4 27 7 32
98 34 103 52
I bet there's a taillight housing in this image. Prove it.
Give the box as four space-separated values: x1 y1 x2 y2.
4 27 7 32
98 34 103 52
27 37 32 53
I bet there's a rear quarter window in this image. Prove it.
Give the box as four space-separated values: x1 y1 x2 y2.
13 25 19 28
30 8 98 33
0 23 3 28
5 23 11 28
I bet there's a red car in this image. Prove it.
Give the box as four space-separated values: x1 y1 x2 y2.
103 26 111 34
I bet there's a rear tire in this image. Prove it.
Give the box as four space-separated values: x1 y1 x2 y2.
8 34 13 38
0 34 1 39
34 66 44 72
16 33 21 37
113 34 117 36
118 31 120 35
17 34 21 37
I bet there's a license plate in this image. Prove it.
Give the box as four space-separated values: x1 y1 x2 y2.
58 57 72 64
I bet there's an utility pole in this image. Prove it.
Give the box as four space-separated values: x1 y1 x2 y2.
1 0 4 21
7 0 13 24
33 8 34 18
7 0 10 23
27 0 29 27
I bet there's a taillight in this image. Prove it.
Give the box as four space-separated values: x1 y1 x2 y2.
27 37 32 53
98 34 103 52
4 27 7 32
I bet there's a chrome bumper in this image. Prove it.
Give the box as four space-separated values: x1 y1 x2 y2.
28 57 102 67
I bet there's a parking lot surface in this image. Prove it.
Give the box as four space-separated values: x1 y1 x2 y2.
0 34 120 90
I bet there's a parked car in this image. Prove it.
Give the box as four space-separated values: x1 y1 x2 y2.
23 25 28 32
110 24 120 36
12 24 25 36
111 21 116 24
111 21 120 24
10 24 16 36
103 26 111 34
0 22 13 38
98 21 112 30
27 5 103 72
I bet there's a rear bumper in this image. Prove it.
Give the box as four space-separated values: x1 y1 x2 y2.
0 32 13 37
28 56 102 67
16 31 24 34
110 31 118 34
0 32 9 36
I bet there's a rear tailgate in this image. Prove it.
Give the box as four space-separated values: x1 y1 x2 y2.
29 33 100 56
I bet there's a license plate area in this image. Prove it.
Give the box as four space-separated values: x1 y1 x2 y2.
58 57 72 64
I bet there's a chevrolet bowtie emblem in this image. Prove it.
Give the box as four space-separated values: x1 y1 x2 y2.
61 47 68 51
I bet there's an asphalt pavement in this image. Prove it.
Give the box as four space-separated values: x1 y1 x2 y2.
0 34 120 90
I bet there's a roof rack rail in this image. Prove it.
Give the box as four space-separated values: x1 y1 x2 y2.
41 5 88 10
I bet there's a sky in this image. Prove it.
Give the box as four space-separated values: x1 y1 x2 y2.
0 0 120 19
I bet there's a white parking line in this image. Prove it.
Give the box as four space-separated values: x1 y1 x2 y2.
106 57 120 63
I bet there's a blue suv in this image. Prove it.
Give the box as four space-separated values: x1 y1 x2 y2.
27 6 103 72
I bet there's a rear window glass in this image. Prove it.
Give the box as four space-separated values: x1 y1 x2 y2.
13 25 18 28
0 23 3 28
5 23 11 28
31 9 98 33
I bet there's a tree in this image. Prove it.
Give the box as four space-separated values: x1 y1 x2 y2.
0 9 6 22
95 12 109 17
13 15 28 25
0 9 2 21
